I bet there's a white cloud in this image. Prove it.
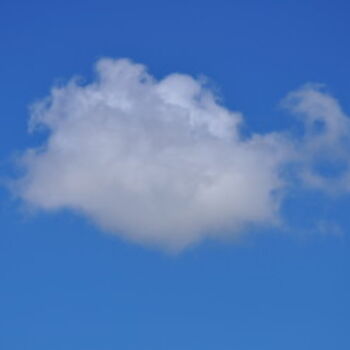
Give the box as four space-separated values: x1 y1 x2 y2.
283 84 350 193
14 58 350 250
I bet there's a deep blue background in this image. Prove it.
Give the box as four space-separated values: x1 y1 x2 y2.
0 0 349 349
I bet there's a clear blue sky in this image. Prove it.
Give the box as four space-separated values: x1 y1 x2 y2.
0 0 349 349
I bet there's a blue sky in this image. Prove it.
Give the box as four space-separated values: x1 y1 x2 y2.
0 0 349 349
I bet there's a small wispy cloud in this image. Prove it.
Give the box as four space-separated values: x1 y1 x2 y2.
283 84 350 193
13 58 350 250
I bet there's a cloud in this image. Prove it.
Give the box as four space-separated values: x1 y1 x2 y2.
283 84 350 193
14 58 350 250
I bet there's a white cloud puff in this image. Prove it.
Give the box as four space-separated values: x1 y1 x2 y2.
15 58 350 250
283 84 350 192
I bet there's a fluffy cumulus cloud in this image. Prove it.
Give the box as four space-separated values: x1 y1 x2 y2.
15 58 350 250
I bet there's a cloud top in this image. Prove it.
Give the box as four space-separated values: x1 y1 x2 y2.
15 58 350 250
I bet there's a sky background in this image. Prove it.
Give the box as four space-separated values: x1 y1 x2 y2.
0 0 349 349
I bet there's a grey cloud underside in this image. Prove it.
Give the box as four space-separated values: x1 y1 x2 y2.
16 58 350 250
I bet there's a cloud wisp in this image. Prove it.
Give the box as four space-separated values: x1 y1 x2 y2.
14 58 350 250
